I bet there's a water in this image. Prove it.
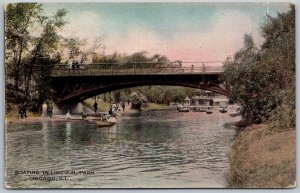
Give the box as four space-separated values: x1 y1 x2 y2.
5 109 240 188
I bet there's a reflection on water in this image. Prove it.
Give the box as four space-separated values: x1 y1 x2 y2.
6 110 240 188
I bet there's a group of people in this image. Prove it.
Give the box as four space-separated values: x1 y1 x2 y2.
93 101 126 114
17 101 54 119
42 102 54 118
17 99 128 119
17 102 27 119
71 61 80 72
110 102 126 113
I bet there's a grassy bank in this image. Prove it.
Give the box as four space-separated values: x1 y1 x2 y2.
5 103 40 121
83 99 111 112
142 103 170 111
228 124 296 188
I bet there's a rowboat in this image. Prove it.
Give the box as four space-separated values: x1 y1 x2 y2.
96 116 117 127
219 107 227 113
178 107 189 112
96 120 116 127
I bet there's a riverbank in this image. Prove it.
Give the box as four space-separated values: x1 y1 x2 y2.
142 103 170 111
83 99 111 112
228 124 296 188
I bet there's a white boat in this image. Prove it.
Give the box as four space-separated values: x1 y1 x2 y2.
106 116 117 123
96 120 116 127
95 116 117 127
219 107 227 113
178 107 189 112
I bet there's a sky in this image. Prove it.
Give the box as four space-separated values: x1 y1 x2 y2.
43 2 290 64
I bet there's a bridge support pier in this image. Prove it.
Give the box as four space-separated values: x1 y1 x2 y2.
53 102 91 115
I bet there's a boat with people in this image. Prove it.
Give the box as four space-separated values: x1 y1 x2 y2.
193 107 206 112
219 106 227 113
96 116 117 127
229 107 242 117
178 107 189 112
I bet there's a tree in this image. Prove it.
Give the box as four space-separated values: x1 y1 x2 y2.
223 5 295 129
24 8 67 100
5 3 67 108
5 3 43 91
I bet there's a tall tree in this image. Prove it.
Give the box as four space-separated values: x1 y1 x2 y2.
5 3 67 105
24 8 67 99
5 3 42 91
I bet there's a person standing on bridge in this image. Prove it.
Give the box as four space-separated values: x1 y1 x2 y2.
202 63 206 72
75 61 80 72
72 61 76 73
191 65 194 72
93 101 98 113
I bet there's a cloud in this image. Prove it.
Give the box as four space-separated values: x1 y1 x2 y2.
104 9 264 64
169 10 264 62
105 26 164 55
57 8 265 65
59 11 102 39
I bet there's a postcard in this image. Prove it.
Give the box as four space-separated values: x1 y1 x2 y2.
4 1 295 189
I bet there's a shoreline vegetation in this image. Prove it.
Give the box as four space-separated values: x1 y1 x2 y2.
5 101 171 124
227 123 296 188
222 5 295 188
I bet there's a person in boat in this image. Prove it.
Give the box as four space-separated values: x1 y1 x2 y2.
107 116 117 123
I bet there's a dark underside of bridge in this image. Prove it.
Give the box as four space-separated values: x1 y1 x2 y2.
51 74 227 104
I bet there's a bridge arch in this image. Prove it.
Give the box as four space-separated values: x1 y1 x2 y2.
52 74 227 104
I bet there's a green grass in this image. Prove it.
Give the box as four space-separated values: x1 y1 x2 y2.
83 98 111 112
5 103 40 120
228 124 296 188
143 103 169 110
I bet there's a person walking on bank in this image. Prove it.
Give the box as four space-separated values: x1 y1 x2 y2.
93 101 98 113
22 102 27 118
121 101 125 112
42 102 48 117
17 102 23 119
47 102 53 118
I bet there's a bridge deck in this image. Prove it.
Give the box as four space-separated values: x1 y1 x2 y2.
51 63 224 77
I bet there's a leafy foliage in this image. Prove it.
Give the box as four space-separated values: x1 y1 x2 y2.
223 5 295 130
129 92 147 109
5 3 67 111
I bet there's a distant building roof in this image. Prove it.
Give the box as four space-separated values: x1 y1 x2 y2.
213 98 229 102
184 96 190 101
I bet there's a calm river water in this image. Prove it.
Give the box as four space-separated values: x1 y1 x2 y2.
6 109 240 188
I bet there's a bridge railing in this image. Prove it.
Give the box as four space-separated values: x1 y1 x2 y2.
51 63 224 76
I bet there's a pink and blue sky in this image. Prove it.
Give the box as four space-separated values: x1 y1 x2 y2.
44 2 290 63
